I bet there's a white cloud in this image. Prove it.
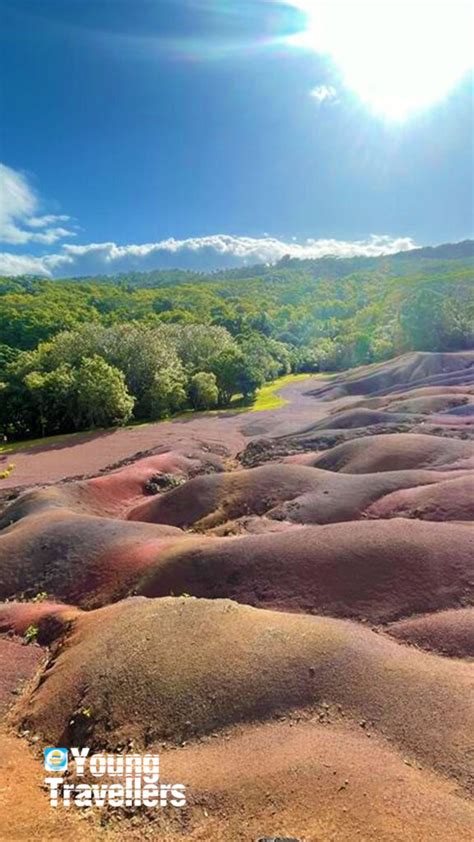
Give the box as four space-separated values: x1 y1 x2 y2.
0 252 60 276
0 234 417 278
27 214 72 229
310 84 337 103
0 164 75 245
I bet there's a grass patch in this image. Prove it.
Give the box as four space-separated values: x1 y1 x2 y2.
0 429 99 456
251 373 315 411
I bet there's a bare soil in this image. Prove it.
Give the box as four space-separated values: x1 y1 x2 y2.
1 354 474 841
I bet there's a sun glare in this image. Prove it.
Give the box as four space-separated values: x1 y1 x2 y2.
291 1 473 119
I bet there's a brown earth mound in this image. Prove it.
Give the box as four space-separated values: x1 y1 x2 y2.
137 519 474 621
385 394 471 414
157 716 474 842
0 510 185 607
0 638 43 717
366 475 474 521
2 716 474 842
269 469 474 524
414 422 474 437
13 597 474 791
349 385 474 413
0 450 223 529
445 403 474 416
387 607 474 659
0 600 80 641
310 351 474 399
2 352 474 838
127 464 341 527
301 433 474 473
299 407 418 431
128 463 473 528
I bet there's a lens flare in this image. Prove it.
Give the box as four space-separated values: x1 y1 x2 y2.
290 0 473 119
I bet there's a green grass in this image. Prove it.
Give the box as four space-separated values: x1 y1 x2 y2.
0 428 97 456
250 372 319 411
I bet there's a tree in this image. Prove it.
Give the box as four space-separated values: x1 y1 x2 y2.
188 372 219 410
291 346 320 373
45 323 185 420
0 344 19 372
162 324 236 373
313 338 344 371
74 356 134 428
211 348 264 404
238 334 287 382
148 369 188 419
24 365 76 437
0 349 51 438
399 289 472 352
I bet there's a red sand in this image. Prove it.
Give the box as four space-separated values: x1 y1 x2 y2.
0 638 43 717
14 597 474 791
0 509 186 606
127 463 473 527
366 474 474 521
2 353 474 841
387 607 474 658
137 519 474 622
299 433 474 473
0 601 80 640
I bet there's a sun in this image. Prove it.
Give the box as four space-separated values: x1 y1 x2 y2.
290 1 473 120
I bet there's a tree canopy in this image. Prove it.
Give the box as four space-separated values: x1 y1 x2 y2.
0 251 472 440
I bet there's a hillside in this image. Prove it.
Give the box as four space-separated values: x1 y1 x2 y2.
1 243 473 444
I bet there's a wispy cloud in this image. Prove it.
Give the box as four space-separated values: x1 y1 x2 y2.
26 214 72 229
0 234 417 278
0 164 75 246
310 84 337 103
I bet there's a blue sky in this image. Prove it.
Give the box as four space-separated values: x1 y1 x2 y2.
0 0 473 276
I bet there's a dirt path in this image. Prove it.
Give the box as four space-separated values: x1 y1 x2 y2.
0 377 334 492
0 728 109 842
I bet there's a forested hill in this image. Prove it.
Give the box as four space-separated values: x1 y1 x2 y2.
2 239 473 291
0 244 473 440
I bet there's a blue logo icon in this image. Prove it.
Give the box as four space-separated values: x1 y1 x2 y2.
44 747 68 772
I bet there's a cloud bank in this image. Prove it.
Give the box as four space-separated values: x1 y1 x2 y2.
0 233 417 278
0 163 416 277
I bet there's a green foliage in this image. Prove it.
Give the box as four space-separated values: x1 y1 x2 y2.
188 372 219 410
0 252 472 440
31 591 48 603
163 324 236 373
148 368 188 419
211 347 264 404
399 288 473 351
0 463 15 479
75 356 135 428
0 343 20 372
24 624 39 644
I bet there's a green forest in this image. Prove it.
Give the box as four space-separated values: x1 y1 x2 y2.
0 248 473 441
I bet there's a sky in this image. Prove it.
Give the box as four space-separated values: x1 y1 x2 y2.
0 0 473 277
